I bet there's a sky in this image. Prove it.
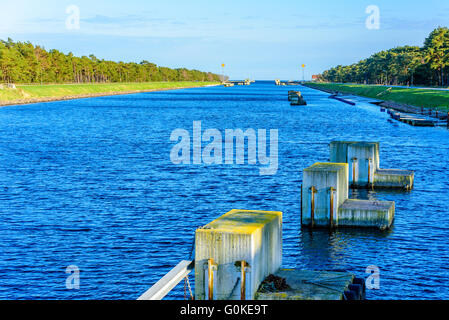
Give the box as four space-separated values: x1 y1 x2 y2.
1 0 449 80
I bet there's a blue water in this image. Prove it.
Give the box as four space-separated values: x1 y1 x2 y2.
1 82 449 300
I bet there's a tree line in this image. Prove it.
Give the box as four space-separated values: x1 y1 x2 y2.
0 38 221 84
320 27 449 87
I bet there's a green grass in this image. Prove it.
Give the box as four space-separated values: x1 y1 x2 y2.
306 83 449 111
0 81 219 104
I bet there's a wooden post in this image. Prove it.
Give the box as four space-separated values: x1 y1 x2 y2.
329 187 335 229
310 186 316 228
240 261 246 300
351 157 358 187
300 185 303 226
368 158 372 187
208 259 214 300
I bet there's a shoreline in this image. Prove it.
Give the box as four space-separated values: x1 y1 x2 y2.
0 83 220 107
303 83 449 120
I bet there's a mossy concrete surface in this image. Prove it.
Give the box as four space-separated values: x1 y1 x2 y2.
195 209 282 300
255 269 355 300
302 161 396 229
330 141 380 169
374 169 414 189
338 199 395 230
302 163 348 227
330 140 413 190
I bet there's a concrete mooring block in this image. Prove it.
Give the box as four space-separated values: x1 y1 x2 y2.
301 163 348 228
374 169 414 189
338 199 395 230
347 142 378 187
330 141 379 167
330 141 413 190
195 209 282 300
301 162 395 230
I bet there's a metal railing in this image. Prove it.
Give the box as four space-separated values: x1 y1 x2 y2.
138 260 194 300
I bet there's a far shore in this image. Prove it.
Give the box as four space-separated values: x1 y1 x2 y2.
304 82 449 111
0 82 220 107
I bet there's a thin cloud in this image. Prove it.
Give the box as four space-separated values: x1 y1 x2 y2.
82 14 150 25
82 14 195 27
381 17 448 30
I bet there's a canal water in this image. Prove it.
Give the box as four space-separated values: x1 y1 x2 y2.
0 81 448 300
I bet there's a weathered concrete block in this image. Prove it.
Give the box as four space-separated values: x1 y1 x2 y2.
330 141 352 164
302 163 348 228
195 209 282 300
330 141 380 167
330 141 412 190
338 199 395 230
374 169 414 190
347 142 378 187
301 162 395 230
330 141 380 186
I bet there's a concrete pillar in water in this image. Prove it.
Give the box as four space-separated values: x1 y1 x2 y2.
338 199 395 230
329 141 354 164
301 162 395 229
330 141 413 190
347 142 378 187
195 209 282 300
330 141 379 187
301 163 348 227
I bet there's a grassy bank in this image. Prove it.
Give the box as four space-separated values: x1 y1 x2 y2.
306 83 449 111
0 81 219 106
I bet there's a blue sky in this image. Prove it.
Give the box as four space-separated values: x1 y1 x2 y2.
1 0 448 79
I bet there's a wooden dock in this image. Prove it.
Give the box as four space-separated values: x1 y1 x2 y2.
388 110 436 127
